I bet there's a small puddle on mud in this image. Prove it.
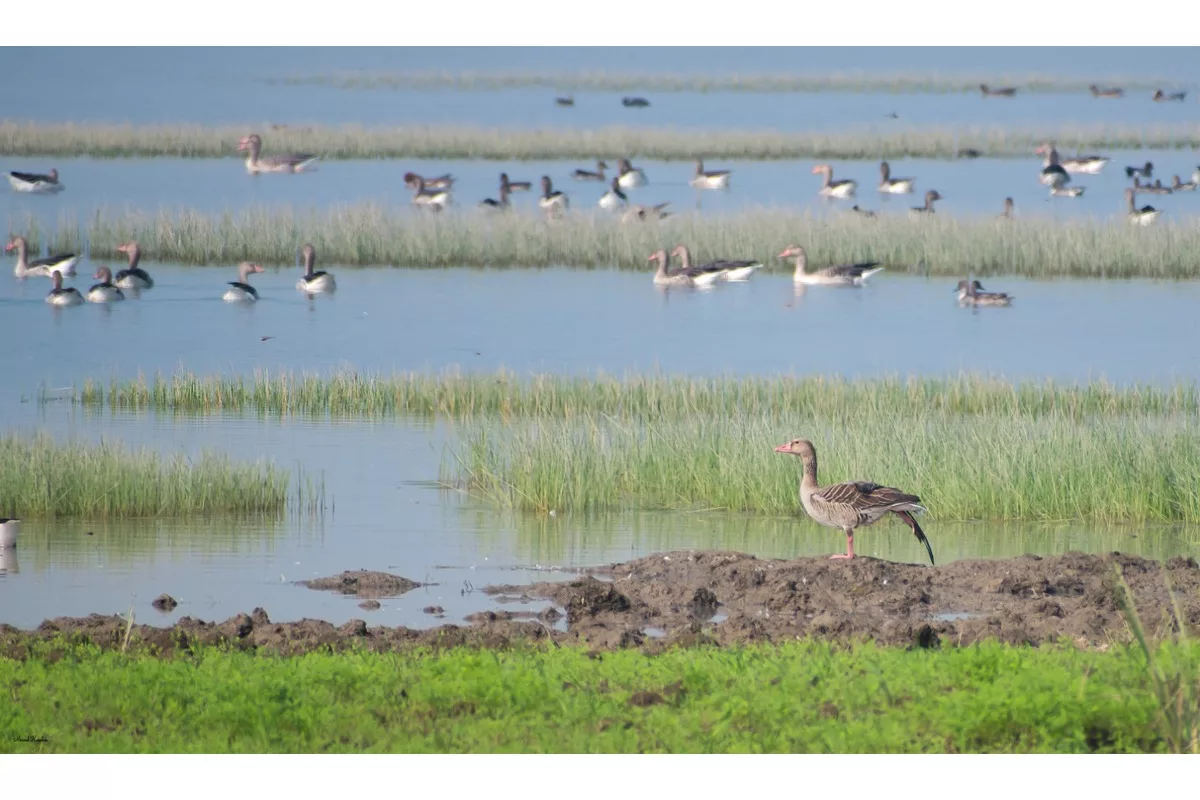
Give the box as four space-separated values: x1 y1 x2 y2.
643 627 667 639
932 611 981 622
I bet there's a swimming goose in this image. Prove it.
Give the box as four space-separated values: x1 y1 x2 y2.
1035 144 1070 187
1153 89 1187 102
669 245 732 286
622 97 650 107
1090 84 1124 98
956 279 1013 307
555 96 575 107
114 241 154 290
86 266 126 303
778 244 883 287
1060 153 1110 174
410 176 451 210
851 205 877 218
999 197 1015 219
773 438 935 566
621 203 672 223
1126 188 1162 226
878 161 915 194
223 262 265 302
538 176 569 215
980 84 1017 97
690 159 732 190
480 184 511 211
673 243 760 282
1050 185 1085 197
1172 175 1198 192
909 189 943 216
404 171 455 191
7 167 64 193
812 164 856 198
6 235 78 278
0 518 18 549
296 243 336 294
499 173 531 192
45 271 83 306
648 249 711 288
1126 161 1153 179
237 134 319 174
598 177 628 210
616 158 648 189
572 161 607 181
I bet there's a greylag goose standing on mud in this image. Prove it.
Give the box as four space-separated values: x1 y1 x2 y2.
296 244 336 294
7 167 63 193
115 242 153 290
223 262 265 302
1090 84 1124 98
6 235 78 278
878 161 915 193
45 271 83 307
672 244 759 282
979 84 1017 97
238 134 319 174
690 159 732 190
812 164 856 198
909 190 942 217
87 266 125 303
779 245 882 287
1126 188 1162 226
773 438 935 566
572 161 607 181
956 279 1013 307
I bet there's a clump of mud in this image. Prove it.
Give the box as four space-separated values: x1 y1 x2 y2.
299 570 421 599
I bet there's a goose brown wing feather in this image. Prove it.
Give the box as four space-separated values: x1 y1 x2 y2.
812 480 921 511
821 262 880 279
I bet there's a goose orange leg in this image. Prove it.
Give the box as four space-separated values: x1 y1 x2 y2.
831 528 856 560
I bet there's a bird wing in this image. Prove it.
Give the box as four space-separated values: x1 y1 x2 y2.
28 253 76 268
10 170 52 183
812 480 923 523
263 153 317 167
819 262 880 279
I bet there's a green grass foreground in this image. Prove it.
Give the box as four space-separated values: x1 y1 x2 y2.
0 433 315 517
1 640 1191 753
2 120 1198 160
24 205 1200 278
264 69 1176 95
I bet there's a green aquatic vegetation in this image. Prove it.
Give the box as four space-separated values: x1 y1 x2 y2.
1 119 1198 160
0 639 1182 753
264 69 1175 96
18 205 1200 278
0 433 318 518
74 370 1200 421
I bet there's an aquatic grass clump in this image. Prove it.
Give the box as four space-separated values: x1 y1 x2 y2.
446 412 1200 523
3 120 1200 160
265 70 1177 96
0 432 306 518
75 370 1200 421
0 639 1181 752
23 204 1200 278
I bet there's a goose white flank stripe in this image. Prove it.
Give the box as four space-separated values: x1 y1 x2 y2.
7 167 64 193
296 243 336 294
223 262 265 302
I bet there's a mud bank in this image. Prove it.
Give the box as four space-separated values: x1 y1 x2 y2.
2 551 1196 658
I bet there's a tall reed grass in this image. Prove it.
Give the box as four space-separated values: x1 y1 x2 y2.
264 70 1180 95
0 433 318 517
75 370 1200 421
446 412 1200 522
22 205 1200 278
2 120 1198 160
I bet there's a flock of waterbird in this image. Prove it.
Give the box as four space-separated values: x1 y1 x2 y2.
7 127 1196 313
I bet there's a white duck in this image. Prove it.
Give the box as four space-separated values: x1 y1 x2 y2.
812 164 856 198
114 241 154 290
598 177 628 210
616 158 648 189
779 245 883 287
690 159 731 190
1126 188 1161 226
878 161 915 194
86 266 126 303
7 167 64 193
45 271 83 306
6 235 78 278
237 133 319 174
296 243 336 294
223 262 265 302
